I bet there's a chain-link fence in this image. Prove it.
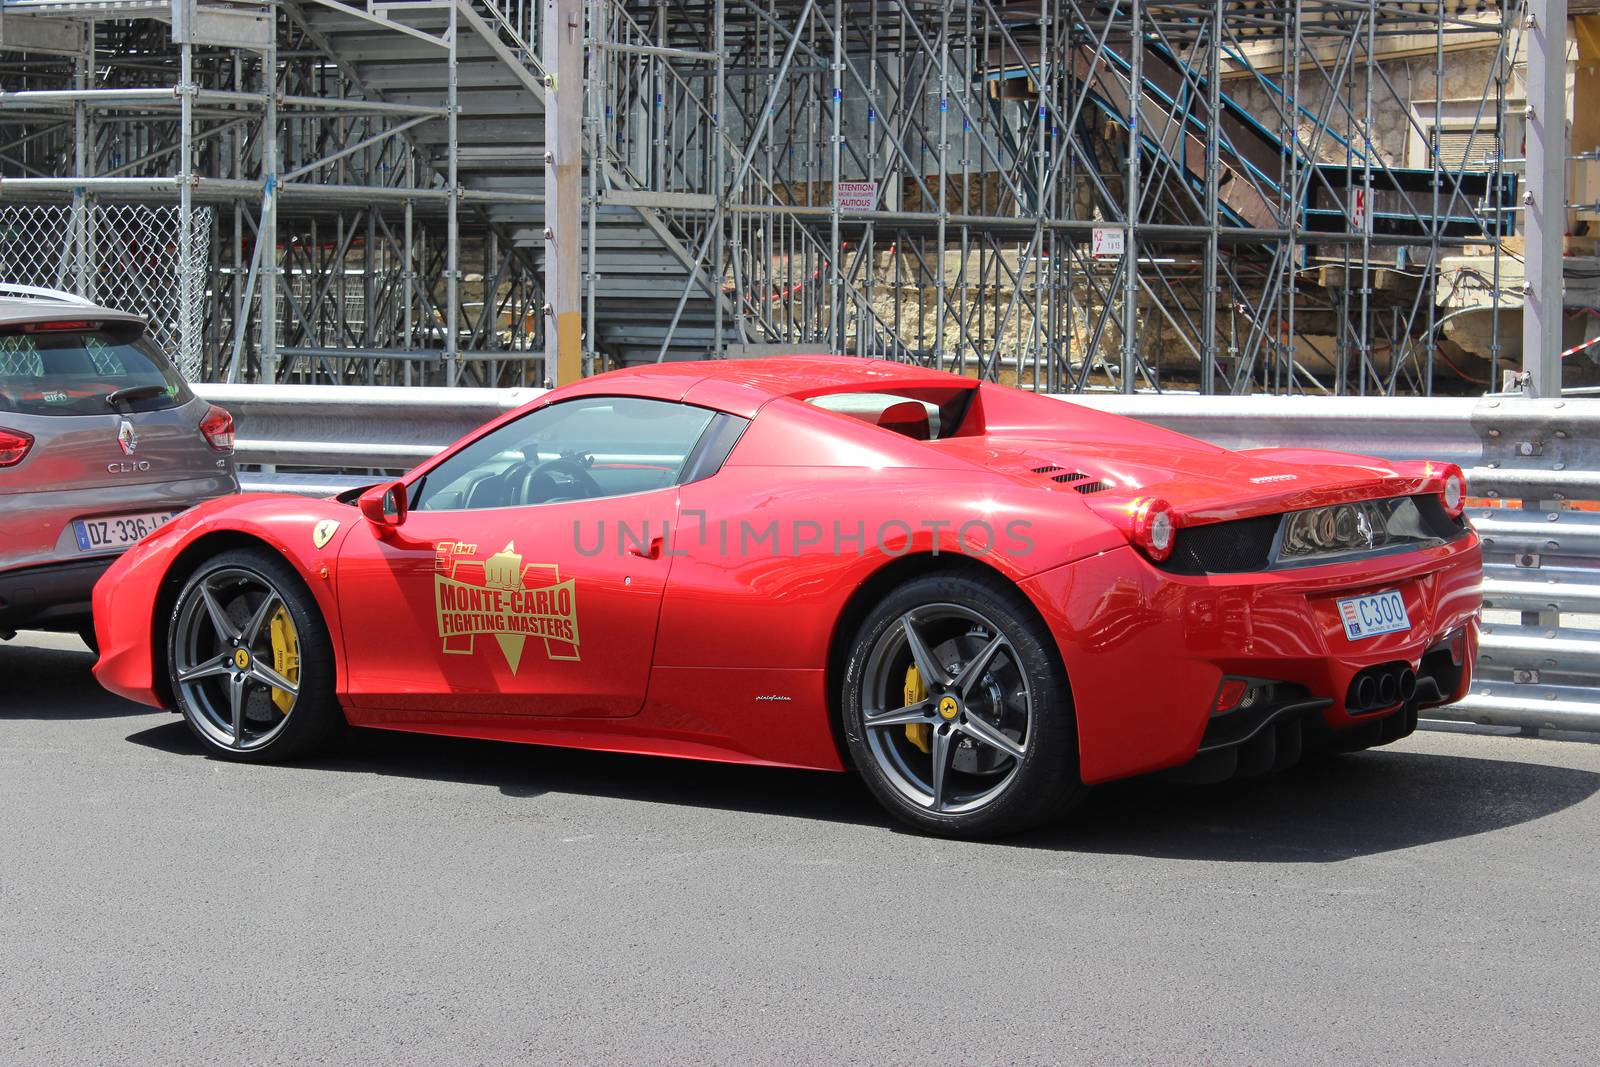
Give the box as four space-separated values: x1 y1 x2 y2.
0 203 212 379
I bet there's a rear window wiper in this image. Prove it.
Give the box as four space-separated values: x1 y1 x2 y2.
104 384 169 408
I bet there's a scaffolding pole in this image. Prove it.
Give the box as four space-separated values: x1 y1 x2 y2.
1524 0 1568 397
544 0 582 386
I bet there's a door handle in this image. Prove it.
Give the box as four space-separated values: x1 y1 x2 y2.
629 535 664 560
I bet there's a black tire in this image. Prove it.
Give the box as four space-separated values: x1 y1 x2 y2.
77 625 99 655
165 547 343 762
840 571 1084 838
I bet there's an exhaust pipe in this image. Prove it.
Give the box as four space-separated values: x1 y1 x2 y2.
1353 674 1377 710
1397 667 1417 703
1377 671 1398 707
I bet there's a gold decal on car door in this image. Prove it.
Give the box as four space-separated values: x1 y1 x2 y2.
433 540 581 673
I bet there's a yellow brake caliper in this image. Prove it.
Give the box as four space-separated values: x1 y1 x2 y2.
268 606 300 714
904 665 931 754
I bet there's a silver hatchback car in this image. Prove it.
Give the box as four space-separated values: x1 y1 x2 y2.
0 285 238 647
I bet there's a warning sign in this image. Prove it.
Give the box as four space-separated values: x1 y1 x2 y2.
1350 188 1370 234
1091 227 1126 259
835 181 880 211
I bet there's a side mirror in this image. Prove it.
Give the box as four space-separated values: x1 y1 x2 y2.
359 480 409 529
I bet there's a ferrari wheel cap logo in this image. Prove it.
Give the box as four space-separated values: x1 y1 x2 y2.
312 519 340 549
233 648 252 670
937 695 960 720
117 418 138 456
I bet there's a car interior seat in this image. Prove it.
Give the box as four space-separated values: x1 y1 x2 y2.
877 400 932 441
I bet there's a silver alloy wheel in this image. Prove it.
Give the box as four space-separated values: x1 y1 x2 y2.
860 603 1033 814
172 566 301 751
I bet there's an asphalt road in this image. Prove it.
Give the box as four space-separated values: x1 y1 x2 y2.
3 630 1598 1065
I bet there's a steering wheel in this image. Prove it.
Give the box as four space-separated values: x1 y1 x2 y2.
514 456 604 504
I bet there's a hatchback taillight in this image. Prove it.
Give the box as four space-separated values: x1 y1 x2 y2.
0 427 33 468
200 405 234 453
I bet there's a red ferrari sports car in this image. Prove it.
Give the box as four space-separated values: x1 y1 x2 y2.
93 357 1480 837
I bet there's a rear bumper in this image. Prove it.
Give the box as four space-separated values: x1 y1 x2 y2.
0 472 237 573
1021 535 1482 785
0 555 116 630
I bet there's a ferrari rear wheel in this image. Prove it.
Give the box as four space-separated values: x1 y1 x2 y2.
167 548 342 762
842 572 1083 838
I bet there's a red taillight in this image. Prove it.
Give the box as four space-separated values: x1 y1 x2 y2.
20 319 99 333
200 405 234 453
0 427 33 467
1213 678 1248 713
1437 464 1466 518
1130 497 1178 562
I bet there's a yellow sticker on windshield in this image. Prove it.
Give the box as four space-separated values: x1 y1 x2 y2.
434 540 580 673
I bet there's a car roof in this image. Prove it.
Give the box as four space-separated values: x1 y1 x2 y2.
558 355 972 418
0 289 145 330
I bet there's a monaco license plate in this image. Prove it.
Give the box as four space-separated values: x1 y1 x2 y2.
72 510 180 553
1336 589 1411 641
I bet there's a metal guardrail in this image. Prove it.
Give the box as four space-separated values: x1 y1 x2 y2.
194 384 539 495
192 384 1600 736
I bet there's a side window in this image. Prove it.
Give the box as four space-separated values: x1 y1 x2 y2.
410 396 718 512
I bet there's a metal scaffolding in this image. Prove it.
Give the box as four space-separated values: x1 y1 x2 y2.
0 0 1534 393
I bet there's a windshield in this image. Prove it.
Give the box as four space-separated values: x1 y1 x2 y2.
0 323 188 416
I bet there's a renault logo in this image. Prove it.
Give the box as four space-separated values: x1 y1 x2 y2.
117 419 138 456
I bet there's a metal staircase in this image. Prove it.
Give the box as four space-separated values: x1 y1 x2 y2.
291 0 725 366
1 0 735 371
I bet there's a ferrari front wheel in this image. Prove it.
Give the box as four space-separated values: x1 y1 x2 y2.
166 548 342 762
841 572 1083 838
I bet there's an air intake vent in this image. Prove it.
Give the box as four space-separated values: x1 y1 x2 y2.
1032 465 1108 492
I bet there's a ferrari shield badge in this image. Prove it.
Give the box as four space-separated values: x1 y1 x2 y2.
311 519 340 549
434 540 580 673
